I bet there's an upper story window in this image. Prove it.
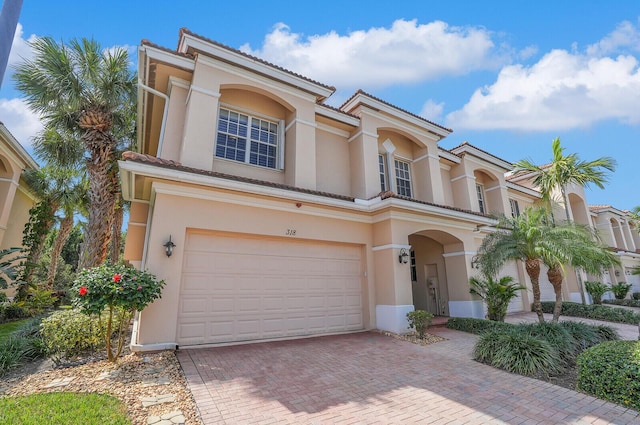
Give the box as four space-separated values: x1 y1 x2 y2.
509 199 521 217
215 107 281 169
378 155 388 192
394 159 412 198
476 183 486 214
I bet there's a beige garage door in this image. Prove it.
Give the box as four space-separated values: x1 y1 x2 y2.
177 231 364 346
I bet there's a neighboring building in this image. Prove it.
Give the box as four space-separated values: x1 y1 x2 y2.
121 29 635 351
0 122 38 296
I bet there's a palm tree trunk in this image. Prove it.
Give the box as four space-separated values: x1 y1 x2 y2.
548 266 564 322
46 214 74 289
79 130 115 270
525 258 545 323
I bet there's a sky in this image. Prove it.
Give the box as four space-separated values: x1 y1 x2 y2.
1 0 639 210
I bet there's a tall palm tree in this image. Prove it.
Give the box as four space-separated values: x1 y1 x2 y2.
476 207 619 323
13 37 136 269
513 137 616 222
513 137 616 304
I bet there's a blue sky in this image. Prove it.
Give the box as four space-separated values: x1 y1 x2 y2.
1 0 639 210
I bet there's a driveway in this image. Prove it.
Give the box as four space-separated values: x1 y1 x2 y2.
177 321 640 424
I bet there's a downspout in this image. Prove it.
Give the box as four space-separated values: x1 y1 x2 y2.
138 78 170 158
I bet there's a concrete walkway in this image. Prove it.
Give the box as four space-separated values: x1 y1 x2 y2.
177 316 639 424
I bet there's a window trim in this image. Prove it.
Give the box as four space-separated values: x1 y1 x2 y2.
476 183 486 214
215 105 284 170
378 154 388 192
509 198 520 217
394 159 413 198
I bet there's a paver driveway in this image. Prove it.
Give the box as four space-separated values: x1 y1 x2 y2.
178 327 640 424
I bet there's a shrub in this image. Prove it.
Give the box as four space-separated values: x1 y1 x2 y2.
557 321 603 351
73 263 165 362
2 303 29 320
593 324 621 342
610 282 632 300
446 317 514 334
406 310 433 339
584 281 609 304
0 317 46 376
473 329 560 376
0 292 8 303
538 301 640 324
516 322 576 365
633 292 640 301
469 275 525 321
40 308 126 362
18 287 57 315
602 298 640 308
577 341 640 411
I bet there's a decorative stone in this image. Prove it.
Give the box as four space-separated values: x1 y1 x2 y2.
140 393 176 407
146 411 185 425
43 377 75 388
142 376 171 386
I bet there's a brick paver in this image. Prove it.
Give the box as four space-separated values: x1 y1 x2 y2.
178 322 640 424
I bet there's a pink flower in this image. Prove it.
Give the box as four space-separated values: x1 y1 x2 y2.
113 273 122 283
137 286 143 291
79 286 88 296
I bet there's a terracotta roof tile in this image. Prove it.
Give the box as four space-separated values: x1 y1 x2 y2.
451 141 513 166
589 205 612 211
378 191 489 218
178 28 336 94
340 89 452 133
140 39 195 61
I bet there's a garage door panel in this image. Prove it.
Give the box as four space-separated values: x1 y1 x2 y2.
178 232 364 345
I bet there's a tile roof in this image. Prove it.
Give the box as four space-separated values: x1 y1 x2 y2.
122 152 490 219
451 141 513 166
340 89 453 133
178 28 336 94
589 205 613 211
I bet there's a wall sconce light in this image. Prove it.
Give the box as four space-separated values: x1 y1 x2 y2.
615 270 620 277
626 270 631 276
471 255 480 269
163 235 176 257
398 248 409 264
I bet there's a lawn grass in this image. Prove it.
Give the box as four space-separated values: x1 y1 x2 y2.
0 319 28 342
0 392 130 425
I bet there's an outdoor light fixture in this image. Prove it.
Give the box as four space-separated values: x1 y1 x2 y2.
398 248 409 264
615 270 620 277
163 235 176 257
471 255 480 269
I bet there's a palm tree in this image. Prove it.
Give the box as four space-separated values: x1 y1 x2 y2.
476 207 619 323
513 137 616 305
13 37 136 269
513 137 616 223
469 275 526 322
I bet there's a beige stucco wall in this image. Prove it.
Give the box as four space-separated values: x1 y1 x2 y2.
1 186 32 251
315 129 351 196
134 183 375 346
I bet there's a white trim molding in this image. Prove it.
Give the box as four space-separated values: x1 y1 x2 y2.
449 300 484 319
372 243 412 252
376 305 414 334
442 251 476 258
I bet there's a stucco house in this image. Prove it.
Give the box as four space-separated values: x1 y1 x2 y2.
121 28 637 351
0 122 38 296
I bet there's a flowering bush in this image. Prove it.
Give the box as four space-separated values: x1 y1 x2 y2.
72 263 165 362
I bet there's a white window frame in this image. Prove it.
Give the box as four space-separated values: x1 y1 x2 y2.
378 154 388 192
394 159 413 198
215 105 284 170
476 183 486 214
509 198 520 217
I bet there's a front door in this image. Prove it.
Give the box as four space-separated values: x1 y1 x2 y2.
425 264 447 316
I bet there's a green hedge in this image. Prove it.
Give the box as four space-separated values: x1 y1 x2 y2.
446 317 514 334
538 302 640 324
603 299 640 308
577 341 640 411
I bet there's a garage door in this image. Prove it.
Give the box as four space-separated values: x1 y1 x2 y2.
177 231 364 346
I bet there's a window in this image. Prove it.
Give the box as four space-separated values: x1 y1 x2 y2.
394 160 412 197
509 199 520 217
378 155 387 192
215 108 280 169
476 183 486 214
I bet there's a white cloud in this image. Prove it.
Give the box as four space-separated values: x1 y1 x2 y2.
241 19 506 89
586 20 640 56
0 97 42 148
419 99 444 123
447 21 640 132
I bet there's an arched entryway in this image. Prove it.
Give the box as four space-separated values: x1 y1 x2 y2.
408 230 465 317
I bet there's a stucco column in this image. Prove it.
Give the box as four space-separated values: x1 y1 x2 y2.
284 107 316 190
451 173 477 212
180 77 220 170
373 244 414 334
444 251 484 318
349 131 379 199
412 147 446 204
0 174 19 246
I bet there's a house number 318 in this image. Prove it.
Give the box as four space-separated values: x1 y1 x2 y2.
286 229 297 236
